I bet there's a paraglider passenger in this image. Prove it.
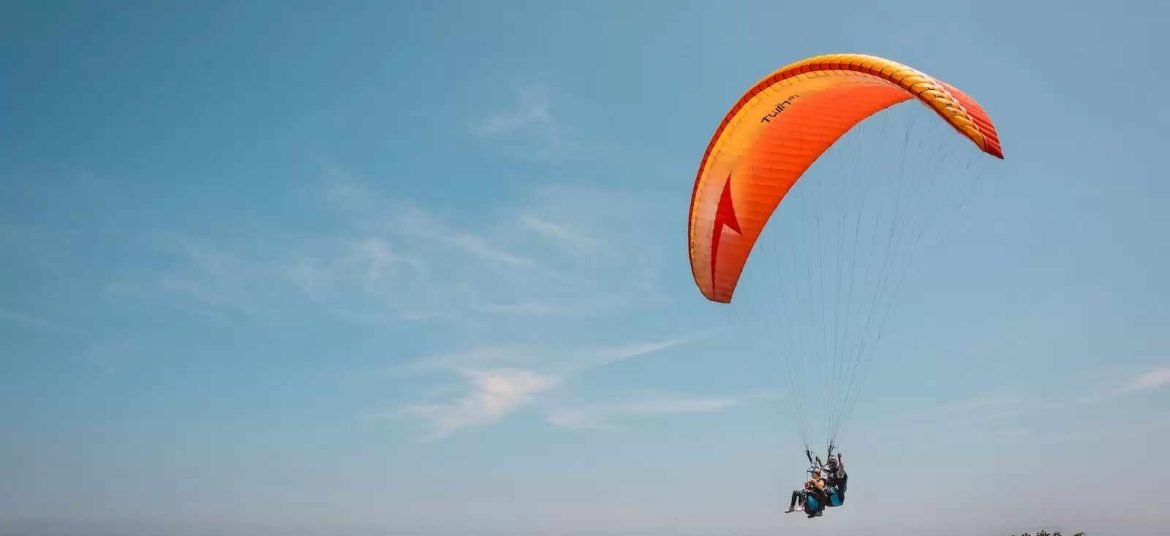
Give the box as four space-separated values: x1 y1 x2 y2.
785 469 826 514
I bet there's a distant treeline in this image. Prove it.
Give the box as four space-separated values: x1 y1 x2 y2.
1010 531 1085 536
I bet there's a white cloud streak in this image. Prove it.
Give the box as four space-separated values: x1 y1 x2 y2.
445 233 536 268
1113 365 1170 396
394 335 714 438
153 238 269 316
150 172 677 331
591 337 701 368
474 86 554 137
545 393 753 431
399 368 560 440
519 214 599 257
472 85 576 162
471 301 578 317
883 363 1170 439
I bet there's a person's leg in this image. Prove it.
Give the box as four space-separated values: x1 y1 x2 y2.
787 490 805 512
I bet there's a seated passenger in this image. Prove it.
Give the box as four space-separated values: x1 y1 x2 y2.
785 469 827 515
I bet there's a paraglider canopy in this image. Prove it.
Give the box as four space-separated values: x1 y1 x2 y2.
688 53 1002 304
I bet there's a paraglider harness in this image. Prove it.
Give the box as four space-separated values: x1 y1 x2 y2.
804 444 847 510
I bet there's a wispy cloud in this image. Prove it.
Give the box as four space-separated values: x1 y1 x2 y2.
1112 365 1170 396
323 175 548 273
392 335 710 438
990 414 1170 447
284 236 436 321
884 391 1038 427
591 336 705 368
471 301 579 317
932 393 1028 415
519 214 574 241
402 346 539 373
472 85 572 161
399 335 698 378
546 391 778 431
153 237 269 316
474 86 554 137
146 171 675 330
445 233 536 268
399 368 560 440
519 214 599 257
1063 363 1170 405
885 364 1170 438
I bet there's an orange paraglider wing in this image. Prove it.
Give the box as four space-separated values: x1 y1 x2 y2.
687 53 1003 303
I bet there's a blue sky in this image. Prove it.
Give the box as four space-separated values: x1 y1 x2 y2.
2 1 1168 535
